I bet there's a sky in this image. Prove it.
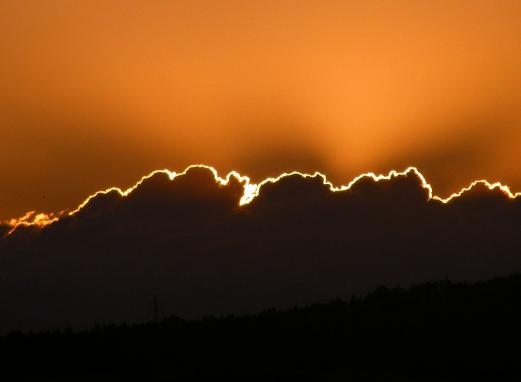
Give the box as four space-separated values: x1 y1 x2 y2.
1 0 520 219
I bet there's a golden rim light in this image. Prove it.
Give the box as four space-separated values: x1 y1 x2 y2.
2 164 521 237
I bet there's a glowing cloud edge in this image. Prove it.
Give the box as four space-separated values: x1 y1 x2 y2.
3 164 521 236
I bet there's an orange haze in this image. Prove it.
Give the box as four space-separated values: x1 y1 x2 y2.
0 0 520 219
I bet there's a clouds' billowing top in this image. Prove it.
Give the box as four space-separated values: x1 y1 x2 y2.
0 166 521 333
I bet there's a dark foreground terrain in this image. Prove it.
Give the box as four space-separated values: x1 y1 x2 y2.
3 274 521 380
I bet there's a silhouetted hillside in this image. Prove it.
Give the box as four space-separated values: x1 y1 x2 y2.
3 274 521 380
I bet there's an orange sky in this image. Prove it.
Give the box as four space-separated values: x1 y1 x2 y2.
1 0 520 219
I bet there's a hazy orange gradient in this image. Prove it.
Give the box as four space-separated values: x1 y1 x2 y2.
1 0 520 219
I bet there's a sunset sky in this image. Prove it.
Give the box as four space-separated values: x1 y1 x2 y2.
1 0 520 219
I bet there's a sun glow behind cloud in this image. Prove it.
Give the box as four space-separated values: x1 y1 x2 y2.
3 164 520 237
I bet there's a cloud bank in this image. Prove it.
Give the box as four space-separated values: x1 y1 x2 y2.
1 165 521 332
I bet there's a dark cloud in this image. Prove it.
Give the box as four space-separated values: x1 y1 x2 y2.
0 167 521 333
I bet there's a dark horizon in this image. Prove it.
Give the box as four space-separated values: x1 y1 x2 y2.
3 273 521 380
